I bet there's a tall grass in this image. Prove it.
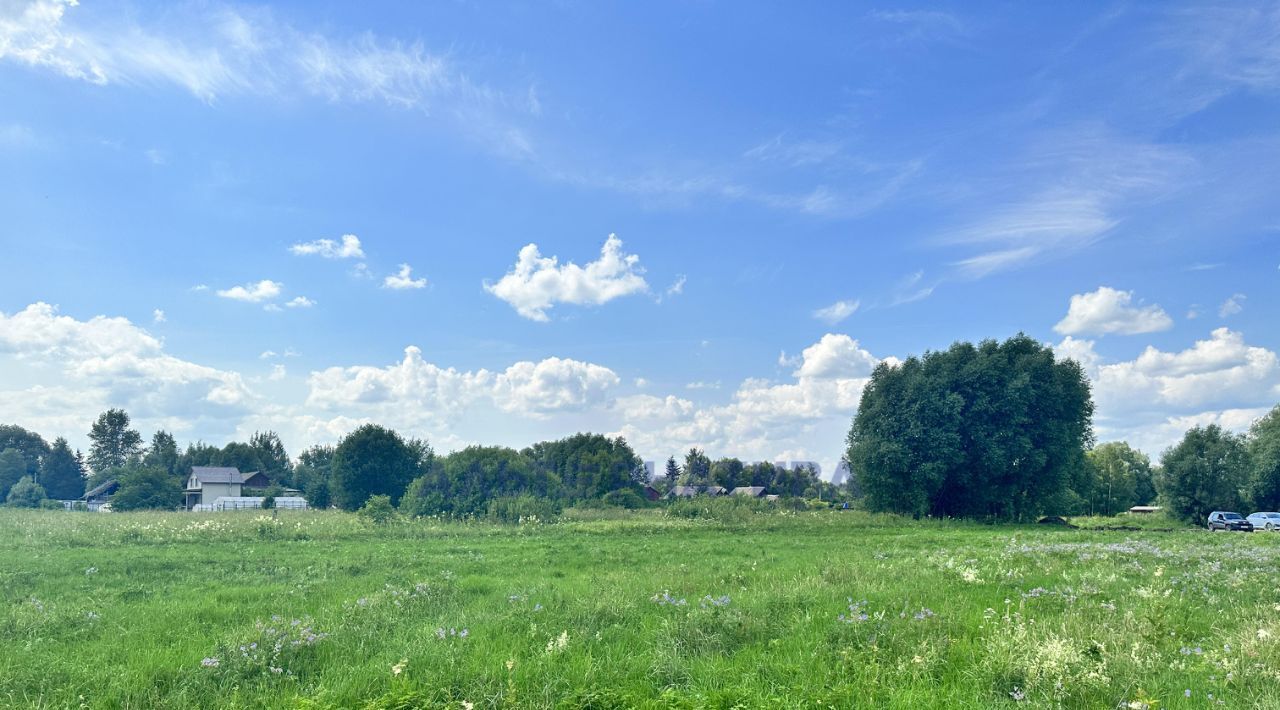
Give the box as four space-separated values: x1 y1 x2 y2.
0 508 1277 708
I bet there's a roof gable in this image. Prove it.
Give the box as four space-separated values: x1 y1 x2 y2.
190 466 249 484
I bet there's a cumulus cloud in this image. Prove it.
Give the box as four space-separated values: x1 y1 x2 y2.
812 299 860 325
285 296 315 308
484 234 648 321
216 279 282 303
1055 327 1280 454
289 234 364 259
306 346 619 420
1053 286 1173 336
383 264 427 290
0 302 254 440
1219 293 1246 317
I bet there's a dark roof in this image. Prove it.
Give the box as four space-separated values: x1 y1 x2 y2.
669 486 701 497
83 479 119 499
730 486 767 496
190 466 250 484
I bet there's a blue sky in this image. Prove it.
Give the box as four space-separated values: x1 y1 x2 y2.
1 1 1278 476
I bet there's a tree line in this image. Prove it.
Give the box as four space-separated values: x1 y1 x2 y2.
3 412 838 514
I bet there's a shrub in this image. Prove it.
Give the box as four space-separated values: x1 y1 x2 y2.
665 495 776 523
261 484 284 510
111 466 182 511
358 494 396 524
39 499 65 511
5 475 47 508
486 494 560 524
601 488 646 509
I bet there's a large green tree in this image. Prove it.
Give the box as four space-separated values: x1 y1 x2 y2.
250 431 292 483
847 334 1093 520
143 430 180 477
523 433 644 501
86 409 143 474
1248 405 1280 511
1085 442 1151 516
0 425 49 479
111 465 182 511
40 437 85 499
680 448 712 486
1158 424 1251 525
710 458 746 490
0 448 29 500
402 445 553 517
330 425 422 510
216 441 265 475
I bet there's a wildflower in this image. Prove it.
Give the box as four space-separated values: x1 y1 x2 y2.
1258 629 1272 640
913 608 936 621
505 659 515 671
84 567 97 575
392 658 408 676
533 603 543 612
545 630 569 653
1185 690 1192 698
461 703 474 710
1010 687 1025 702
201 657 220 668
86 611 100 620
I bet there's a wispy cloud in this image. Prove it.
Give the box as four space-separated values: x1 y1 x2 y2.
1219 293 1246 317
0 0 538 157
216 279 282 303
290 234 364 259
812 299 860 325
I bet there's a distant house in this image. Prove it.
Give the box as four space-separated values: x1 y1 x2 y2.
184 467 250 510
82 479 119 512
667 485 728 498
730 486 766 497
642 485 662 501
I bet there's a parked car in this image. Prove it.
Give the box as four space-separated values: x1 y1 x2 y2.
1247 512 1280 531
1207 511 1254 532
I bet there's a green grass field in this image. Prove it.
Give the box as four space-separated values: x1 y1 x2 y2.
3 507 1280 709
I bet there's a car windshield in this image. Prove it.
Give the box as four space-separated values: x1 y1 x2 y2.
1224 513 1243 520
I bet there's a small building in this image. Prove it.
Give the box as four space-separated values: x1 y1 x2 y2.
730 486 767 497
82 479 119 512
184 467 251 510
669 486 701 498
703 486 728 496
642 485 662 501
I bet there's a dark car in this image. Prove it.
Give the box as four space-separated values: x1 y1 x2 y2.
1207 511 1254 532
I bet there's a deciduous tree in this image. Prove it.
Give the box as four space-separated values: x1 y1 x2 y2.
1158 424 1250 525
87 409 143 474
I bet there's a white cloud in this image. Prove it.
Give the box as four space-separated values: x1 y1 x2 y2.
1055 327 1280 454
268 364 287 381
216 279 282 303
1053 286 1173 336
382 264 427 290
1219 293 1246 317
152 308 166 323
812 299 860 325
144 148 166 165
0 1 536 158
0 303 254 441
259 350 277 360
306 346 619 420
285 296 315 308
484 234 648 321
685 381 721 391
664 275 686 299
289 234 364 259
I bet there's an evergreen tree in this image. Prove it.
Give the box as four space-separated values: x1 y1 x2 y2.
86 409 143 474
143 430 180 477
250 431 292 483
680 448 712 486
40 437 85 499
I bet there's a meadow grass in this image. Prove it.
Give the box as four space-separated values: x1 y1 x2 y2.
2 508 1279 708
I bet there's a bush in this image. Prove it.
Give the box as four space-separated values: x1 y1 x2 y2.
358 494 396 524
261 484 284 510
665 495 777 523
111 466 182 511
39 499 65 511
601 488 646 509
5 475 47 508
486 495 561 524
